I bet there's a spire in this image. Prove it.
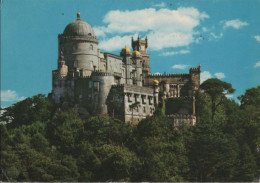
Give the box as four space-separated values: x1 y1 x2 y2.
77 12 81 20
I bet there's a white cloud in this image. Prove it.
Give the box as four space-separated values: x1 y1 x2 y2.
148 32 194 50
210 32 223 39
253 35 260 42
160 49 190 56
202 27 208 32
214 72 226 79
200 71 212 84
201 71 227 83
254 61 260 68
154 72 161 75
223 19 248 29
95 7 209 51
152 2 166 8
93 26 107 37
1 90 25 102
172 64 190 70
99 35 135 52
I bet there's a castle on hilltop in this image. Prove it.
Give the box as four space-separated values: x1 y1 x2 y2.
50 12 201 125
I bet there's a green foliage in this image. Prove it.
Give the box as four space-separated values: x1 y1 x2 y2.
195 89 212 122
1 94 53 128
1 86 260 182
165 97 192 115
235 143 257 181
201 78 235 121
134 116 189 181
239 85 260 107
106 87 124 119
93 144 141 181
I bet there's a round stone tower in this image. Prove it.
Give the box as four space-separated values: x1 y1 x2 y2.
58 12 99 76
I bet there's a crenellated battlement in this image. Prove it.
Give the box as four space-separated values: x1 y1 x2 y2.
148 73 190 77
111 84 125 88
189 65 201 72
166 114 196 118
78 75 91 79
91 70 114 76
166 114 196 127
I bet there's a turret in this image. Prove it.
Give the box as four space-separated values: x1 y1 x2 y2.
189 64 201 91
120 46 132 85
132 51 142 86
58 51 68 77
131 35 148 54
153 79 159 107
131 36 150 77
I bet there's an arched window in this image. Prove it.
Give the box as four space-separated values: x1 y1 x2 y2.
89 44 93 51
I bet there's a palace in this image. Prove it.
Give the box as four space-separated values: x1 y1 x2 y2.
50 12 201 125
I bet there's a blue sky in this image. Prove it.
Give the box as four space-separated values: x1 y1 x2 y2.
1 0 260 107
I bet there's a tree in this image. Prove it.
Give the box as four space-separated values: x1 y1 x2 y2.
135 116 189 181
93 144 141 181
188 120 239 181
238 85 260 107
238 86 260 177
234 143 257 181
200 78 235 121
83 115 134 147
45 110 84 154
0 94 53 128
194 89 212 122
106 88 124 119
129 102 140 122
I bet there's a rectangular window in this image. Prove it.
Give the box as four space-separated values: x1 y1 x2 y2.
93 82 99 92
148 96 154 105
74 60 78 68
128 94 132 102
134 94 140 103
89 81 92 88
142 95 146 104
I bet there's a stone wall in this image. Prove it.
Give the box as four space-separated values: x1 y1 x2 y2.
52 72 75 103
91 72 116 115
104 53 123 76
58 35 99 75
123 84 155 124
167 114 196 128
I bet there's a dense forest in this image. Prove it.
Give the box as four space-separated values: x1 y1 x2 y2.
0 79 259 181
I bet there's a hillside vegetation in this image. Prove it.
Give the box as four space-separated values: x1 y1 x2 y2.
0 79 259 181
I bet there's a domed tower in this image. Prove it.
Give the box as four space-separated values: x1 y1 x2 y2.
58 12 99 76
132 50 143 86
120 46 132 84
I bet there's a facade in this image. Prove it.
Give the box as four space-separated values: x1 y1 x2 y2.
51 13 201 125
